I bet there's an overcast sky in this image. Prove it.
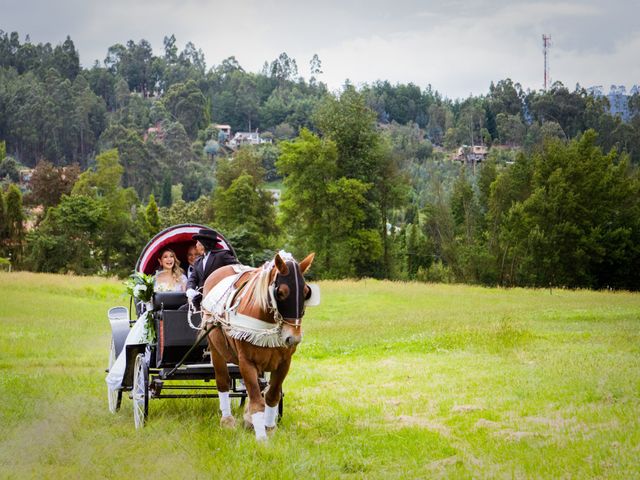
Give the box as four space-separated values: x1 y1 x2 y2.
3 0 639 98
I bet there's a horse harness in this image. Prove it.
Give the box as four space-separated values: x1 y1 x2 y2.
191 263 304 349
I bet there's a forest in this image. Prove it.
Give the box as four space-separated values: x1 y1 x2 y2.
1 31 639 289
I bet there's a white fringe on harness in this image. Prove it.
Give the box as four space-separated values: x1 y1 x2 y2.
200 255 294 348
224 312 285 348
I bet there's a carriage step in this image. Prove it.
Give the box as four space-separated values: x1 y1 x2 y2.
185 363 215 369
184 362 238 368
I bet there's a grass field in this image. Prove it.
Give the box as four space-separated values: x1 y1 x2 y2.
1 272 639 479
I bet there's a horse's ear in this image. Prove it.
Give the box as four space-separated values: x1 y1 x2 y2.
274 253 289 275
299 252 315 274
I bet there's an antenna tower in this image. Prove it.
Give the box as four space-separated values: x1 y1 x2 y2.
542 34 551 90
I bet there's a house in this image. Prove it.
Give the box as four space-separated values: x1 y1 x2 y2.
212 124 232 139
228 131 272 149
454 145 488 163
18 168 33 185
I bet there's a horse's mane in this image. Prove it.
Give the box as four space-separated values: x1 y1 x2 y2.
249 251 295 313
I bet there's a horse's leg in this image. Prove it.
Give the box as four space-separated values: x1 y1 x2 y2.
263 357 291 432
237 356 267 440
207 333 235 428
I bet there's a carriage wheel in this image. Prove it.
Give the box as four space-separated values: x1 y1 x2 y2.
107 339 122 413
132 353 149 429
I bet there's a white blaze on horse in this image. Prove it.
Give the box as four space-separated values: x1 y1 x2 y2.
199 251 316 440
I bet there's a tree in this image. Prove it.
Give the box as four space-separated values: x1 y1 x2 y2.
52 36 80 80
451 169 478 240
72 149 144 274
309 54 322 76
528 82 586 139
161 120 197 178
0 189 7 254
498 131 640 288
269 52 298 85
159 196 213 229
145 194 160 235
421 176 458 277
0 156 19 182
28 160 80 207
163 34 178 64
487 79 524 140
73 74 107 165
402 223 433 280
160 174 172 207
313 87 407 277
26 194 103 273
99 124 158 198
162 80 208 138
212 174 276 263
216 146 265 189
309 53 322 86
212 146 277 263
105 39 158 97
5 184 25 263
496 113 526 146
277 128 373 277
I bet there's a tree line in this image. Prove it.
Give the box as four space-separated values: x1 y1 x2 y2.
1 31 639 289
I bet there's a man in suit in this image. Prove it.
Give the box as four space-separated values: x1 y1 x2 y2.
186 244 198 279
185 229 238 309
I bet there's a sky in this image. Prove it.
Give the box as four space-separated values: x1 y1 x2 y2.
3 0 639 99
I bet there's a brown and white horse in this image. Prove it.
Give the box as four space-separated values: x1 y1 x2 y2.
201 252 314 440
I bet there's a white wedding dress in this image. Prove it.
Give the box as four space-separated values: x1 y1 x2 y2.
105 274 187 391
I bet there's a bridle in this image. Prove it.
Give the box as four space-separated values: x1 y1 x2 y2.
269 260 306 330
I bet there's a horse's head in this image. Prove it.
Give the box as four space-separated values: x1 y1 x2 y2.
272 252 315 347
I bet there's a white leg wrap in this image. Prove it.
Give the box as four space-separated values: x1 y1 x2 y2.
264 404 278 428
251 411 267 440
219 391 231 417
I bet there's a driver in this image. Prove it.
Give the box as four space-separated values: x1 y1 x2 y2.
185 229 238 310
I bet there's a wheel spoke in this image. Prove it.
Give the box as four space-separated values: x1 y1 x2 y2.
132 353 148 429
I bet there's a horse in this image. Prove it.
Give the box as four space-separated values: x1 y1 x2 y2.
200 251 315 440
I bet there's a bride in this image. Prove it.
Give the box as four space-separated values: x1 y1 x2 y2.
154 248 188 292
106 248 187 390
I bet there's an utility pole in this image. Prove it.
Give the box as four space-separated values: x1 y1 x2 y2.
543 34 552 90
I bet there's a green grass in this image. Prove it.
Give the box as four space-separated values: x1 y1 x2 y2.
264 180 284 191
1 273 639 478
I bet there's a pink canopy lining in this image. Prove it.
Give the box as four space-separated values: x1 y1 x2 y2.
136 225 231 275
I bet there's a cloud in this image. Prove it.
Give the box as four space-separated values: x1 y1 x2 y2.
2 0 638 98
312 1 638 97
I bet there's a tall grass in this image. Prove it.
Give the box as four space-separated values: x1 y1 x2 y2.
1 273 639 478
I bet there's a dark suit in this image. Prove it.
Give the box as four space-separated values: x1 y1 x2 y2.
186 249 238 308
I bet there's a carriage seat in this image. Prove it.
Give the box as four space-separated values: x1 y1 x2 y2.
152 291 187 311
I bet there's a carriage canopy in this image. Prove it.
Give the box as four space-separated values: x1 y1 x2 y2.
135 224 235 276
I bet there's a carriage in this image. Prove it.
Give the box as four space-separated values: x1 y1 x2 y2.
106 224 278 429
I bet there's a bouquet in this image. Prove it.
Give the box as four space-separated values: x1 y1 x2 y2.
124 271 155 303
124 271 156 343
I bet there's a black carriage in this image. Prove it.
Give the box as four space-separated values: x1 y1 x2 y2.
106 224 278 428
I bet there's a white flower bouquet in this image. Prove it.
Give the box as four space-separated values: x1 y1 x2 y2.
124 271 156 343
124 271 155 302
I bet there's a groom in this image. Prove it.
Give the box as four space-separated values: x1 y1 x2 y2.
185 228 238 310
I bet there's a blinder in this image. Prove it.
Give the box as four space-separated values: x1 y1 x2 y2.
273 261 306 322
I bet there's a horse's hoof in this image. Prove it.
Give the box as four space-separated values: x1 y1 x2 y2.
266 425 277 436
220 415 236 429
243 419 253 430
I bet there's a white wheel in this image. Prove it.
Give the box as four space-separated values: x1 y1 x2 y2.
132 353 149 429
107 339 122 413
